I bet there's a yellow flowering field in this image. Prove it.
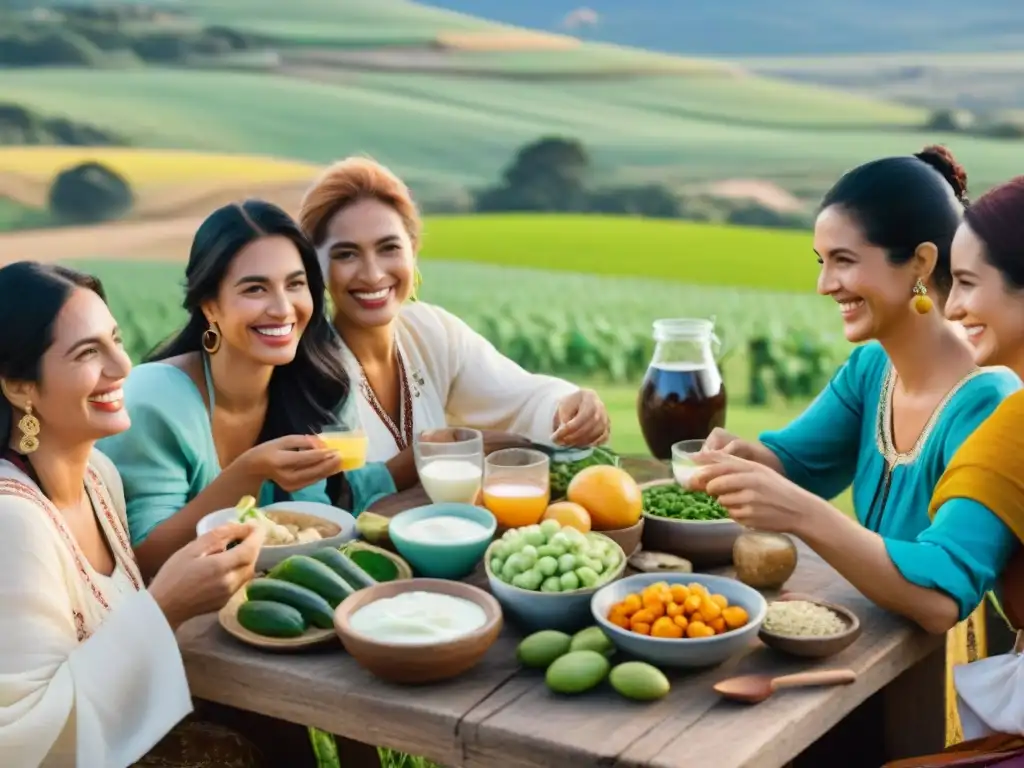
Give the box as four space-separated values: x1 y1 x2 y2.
0 147 321 185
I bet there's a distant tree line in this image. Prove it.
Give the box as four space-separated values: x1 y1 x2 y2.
0 103 126 146
927 108 1024 141
0 4 261 68
471 136 814 230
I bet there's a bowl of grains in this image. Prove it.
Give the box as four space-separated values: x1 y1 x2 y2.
758 594 861 658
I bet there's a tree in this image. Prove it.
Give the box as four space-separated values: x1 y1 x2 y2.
476 136 591 212
48 162 133 224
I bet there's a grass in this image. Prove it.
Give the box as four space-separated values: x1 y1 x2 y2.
0 147 320 186
420 215 819 292
3 67 1021 194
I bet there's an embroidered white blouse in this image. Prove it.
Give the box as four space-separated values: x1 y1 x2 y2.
338 302 580 463
0 450 192 768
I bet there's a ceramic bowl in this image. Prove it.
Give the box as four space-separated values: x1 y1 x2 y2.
333 578 502 684
758 593 861 658
639 479 742 567
598 518 644 557
485 532 626 633
591 572 767 668
388 503 497 579
196 501 357 573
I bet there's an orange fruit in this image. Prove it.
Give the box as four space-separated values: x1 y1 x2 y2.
541 501 592 533
566 465 642 530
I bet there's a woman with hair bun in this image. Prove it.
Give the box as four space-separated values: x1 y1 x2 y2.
689 147 1021 639
298 157 610 464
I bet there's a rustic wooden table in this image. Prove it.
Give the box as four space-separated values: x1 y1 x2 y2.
176 457 945 768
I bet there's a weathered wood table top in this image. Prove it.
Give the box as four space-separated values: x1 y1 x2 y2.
176 457 943 768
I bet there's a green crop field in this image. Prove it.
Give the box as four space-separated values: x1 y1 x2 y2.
4 67 1021 195
420 215 820 291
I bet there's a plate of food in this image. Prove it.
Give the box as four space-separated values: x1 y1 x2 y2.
218 543 387 650
198 496 358 572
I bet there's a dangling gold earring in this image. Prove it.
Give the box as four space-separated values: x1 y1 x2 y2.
410 266 423 302
202 322 222 354
911 279 933 314
18 402 40 455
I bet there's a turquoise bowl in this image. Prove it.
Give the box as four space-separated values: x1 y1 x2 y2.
387 503 497 579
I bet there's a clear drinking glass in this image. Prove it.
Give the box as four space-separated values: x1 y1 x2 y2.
671 439 706 488
316 424 368 472
482 448 550 528
413 428 484 505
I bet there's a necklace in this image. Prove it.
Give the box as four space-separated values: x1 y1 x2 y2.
359 348 414 451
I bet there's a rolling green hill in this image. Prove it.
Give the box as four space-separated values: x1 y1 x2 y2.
3 66 1020 198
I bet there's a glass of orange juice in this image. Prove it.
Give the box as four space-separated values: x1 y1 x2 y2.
316 425 368 472
482 448 550 528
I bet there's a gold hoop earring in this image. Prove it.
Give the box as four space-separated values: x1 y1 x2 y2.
911 279 933 314
18 402 40 455
202 322 222 354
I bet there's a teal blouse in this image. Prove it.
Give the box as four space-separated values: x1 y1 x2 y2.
760 342 1021 621
98 363 396 546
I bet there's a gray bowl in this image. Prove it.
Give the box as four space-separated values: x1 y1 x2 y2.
485 533 626 633
640 479 742 567
591 572 766 668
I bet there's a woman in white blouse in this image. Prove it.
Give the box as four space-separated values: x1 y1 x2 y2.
0 261 269 768
298 157 611 465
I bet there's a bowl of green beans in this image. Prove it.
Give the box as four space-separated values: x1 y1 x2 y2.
639 480 742 567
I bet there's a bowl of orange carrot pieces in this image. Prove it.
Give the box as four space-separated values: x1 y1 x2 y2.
591 573 766 668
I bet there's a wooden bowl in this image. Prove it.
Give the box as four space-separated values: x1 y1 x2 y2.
218 587 338 651
333 579 502 684
597 517 644 557
758 594 861 659
639 479 742 567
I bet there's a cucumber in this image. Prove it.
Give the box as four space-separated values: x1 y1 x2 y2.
268 555 355 607
310 547 377 590
237 600 306 638
246 577 335 629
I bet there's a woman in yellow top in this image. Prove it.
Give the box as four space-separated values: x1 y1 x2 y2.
896 176 1024 764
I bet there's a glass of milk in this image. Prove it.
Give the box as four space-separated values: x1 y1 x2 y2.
414 428 484 505
671 439 706 489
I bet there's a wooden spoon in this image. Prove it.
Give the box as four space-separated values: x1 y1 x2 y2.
714 668 857 704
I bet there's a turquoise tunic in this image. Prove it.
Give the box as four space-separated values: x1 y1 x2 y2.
760 342 1021 621
98 363 396 546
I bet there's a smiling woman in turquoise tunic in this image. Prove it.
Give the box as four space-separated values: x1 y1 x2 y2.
692 146 1021 636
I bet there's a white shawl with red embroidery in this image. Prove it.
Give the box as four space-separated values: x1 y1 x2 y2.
0 449 192 767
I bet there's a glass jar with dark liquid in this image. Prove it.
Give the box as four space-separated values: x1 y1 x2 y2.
637 318 727 460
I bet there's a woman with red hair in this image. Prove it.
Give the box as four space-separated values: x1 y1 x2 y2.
299 157 610 464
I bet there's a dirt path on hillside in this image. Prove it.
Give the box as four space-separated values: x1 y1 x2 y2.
0 217 200 263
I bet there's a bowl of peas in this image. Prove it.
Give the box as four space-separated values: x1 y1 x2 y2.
639 479 742 567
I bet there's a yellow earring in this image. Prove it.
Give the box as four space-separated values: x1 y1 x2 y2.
18 402 40 455
912 279 933 314
410 266 423 302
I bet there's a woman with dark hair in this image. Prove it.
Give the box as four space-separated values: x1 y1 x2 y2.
0 261 268 766
690 148 1021 636
894 176 1024 757
98 200 397 578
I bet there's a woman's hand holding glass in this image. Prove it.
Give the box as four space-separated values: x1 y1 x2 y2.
148 522 265 630
690 452 824 534
240 435 342 491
